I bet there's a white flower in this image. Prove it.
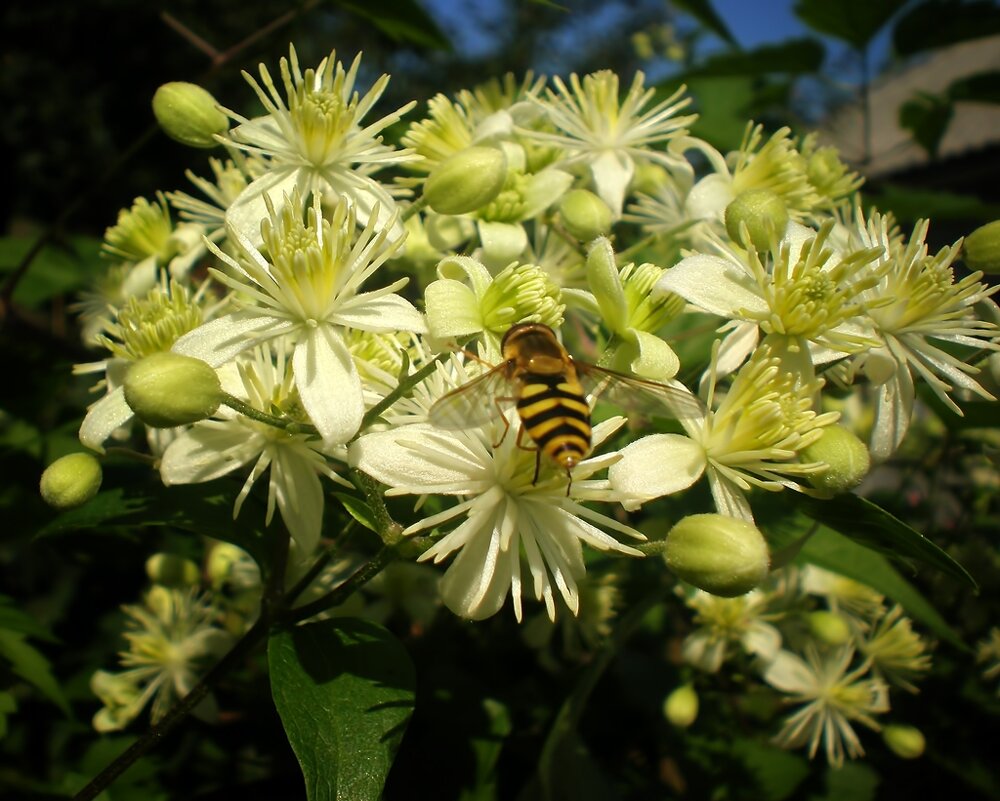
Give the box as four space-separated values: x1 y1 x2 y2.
350 389 644 621
171 192 426 444
764 645 889 767
222 47 416 243
610 344 837 521
160 344 351 555
680 587 782 673
526 70 695 216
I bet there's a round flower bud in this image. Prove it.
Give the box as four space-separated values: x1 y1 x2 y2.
424 147 508 215
665 514 770 597
724 189 789 253
559 189 613 242
807 610 852 645
145 553 201 588
963 220 1000 274
663 684 699 728
802 425 871 493
882 724 926 759
152 82 228 149
123 352 222 428
39 453 103 509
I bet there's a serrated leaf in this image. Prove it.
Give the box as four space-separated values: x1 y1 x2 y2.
672 0 737 45
894 0 1000 56
0 630 71 715
268 618 415 801
794 0 908 49
336 0 451 50
793 494 976 590
332 492 377 533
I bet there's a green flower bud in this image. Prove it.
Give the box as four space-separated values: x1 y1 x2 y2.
665 514 770 597
124 352 222 428
145 553 201 588
39 453 103 509
424 147 508 215
663 684 699 728
802 425 871 493
963 220 1000 274
882 724 926 759
725 189 789 253
807 610 852 645
152 82 228 149
559 189 613 242
630 162 670 195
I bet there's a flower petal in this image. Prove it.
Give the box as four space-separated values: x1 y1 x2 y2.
609 433 706 503
172 311 293 367
656 255 768 318
272 447 324 555
79 387 134 453
424 279 484 338
589 150 633 218
626 328 680 380
160 423 263 484
294 326 364 444
477 220 528 269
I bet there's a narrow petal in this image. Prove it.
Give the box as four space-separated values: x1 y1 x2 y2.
159 423 263 484
656 255 768 318
609 433 706 501
294 326 364 444
333 292 427 334
438 510 511 620
173 311 293 366
79 387 133 453
589 150 633 218
272 448 324 554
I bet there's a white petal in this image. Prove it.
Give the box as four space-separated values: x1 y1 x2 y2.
586 237 627 332
656 255 768 318
79 387 133 453
438 509 511 620
762 650 814 694
226 171 301 247
521 168 574 219
173 311 292 367
870 365 913 462
609 434 706 501
706 467 755 521
713 321 759 378
424 279 484 338
334 292 427 334
589 150 633 218
272 448 324 555
627 329 680 380
349 425 486 492
477 220 528 269
160 424 263 484
743 621 782 663
294 326 364 445
685 173 733 222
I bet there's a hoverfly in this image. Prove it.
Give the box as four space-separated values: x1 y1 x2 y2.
429 323 701 488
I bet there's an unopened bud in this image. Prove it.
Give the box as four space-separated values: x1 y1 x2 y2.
665 514 769 597
152 82 228 149
882 724 925 759
424 147 508 215
124 352 222 428
663 684 699 728
146 553 201 587
807 610 852 645
40 453 103 509
725 189 789 253
559 189 612 242
963 220 1000 274
802 425 871 493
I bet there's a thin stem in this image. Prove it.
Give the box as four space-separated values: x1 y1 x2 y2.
220 392 319 436
401 196 428 222
286 544 398 623
357 352 450 432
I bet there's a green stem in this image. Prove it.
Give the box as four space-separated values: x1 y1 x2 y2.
357 351 450 432
401 195 428 222
285 544 398 623
220 393 319 436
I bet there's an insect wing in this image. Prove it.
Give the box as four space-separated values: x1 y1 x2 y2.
428 364 516 430
575 361 705 421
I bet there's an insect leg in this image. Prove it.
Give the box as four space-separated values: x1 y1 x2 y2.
492 396 516 449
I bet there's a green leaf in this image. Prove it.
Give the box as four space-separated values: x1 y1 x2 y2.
0 595 58 643
810 761 879 801
0 629 71 715
458 698 512 801
793 494 976 590
948 70 1000 104
672 0 737 46
0 235 103 309
865 185 1000 224
899 92 954 158
682 76 756 152
794 0 908 49
335 0 451 50
268 618 416 801
894 1 1000 56
332 492 377 533
731 738 810 801
686 39 825 77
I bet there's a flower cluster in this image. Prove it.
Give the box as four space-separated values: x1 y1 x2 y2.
72 46 997 738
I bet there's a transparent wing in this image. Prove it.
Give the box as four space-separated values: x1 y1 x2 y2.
428 363 517 430
576 361 706 421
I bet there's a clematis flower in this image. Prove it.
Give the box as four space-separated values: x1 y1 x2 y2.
221 46 416 243
526 70 695 217
609 344 838 521
160 344 351 556
350 380 645 621
171 191 426 445
764 645 889 767
679 586 783 673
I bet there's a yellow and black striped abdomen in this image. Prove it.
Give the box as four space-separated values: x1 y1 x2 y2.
516 374 592 470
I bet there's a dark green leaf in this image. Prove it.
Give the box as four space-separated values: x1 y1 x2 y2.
865 185 1000 224
794 0 908 49
0 235 103 309
686 38 825 77
732 739 810 801
268 618 416 801
458 698 512 801
682 76 756 152
672 0 737 45
335 0 452 50
332 492 377 533
525 730 622 801
0 596 59 643
793 494 976 590
948 70 1000 104
899 92 954 158
894 1 1000 56
0 630 71 715
810 761 879 801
